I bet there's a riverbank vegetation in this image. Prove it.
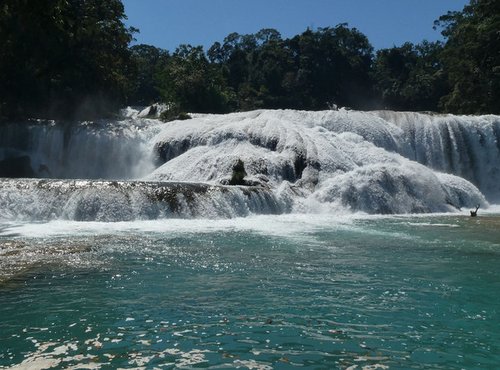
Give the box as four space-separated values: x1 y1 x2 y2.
0 0 498 121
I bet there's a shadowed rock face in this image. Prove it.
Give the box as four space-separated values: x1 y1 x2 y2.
0 179 284 222
0 156 35 178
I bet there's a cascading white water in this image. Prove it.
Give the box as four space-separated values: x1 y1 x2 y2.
374 111 500 201
0 108 498 220
0 179 282 222
0 117 160 179
149 109 495 213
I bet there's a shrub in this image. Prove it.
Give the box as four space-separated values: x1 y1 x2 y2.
159 104 192 122
229 159 247 185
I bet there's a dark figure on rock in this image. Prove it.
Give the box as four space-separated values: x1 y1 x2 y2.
470 205 479 217
229 159 247 185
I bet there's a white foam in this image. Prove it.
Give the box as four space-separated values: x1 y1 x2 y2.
146 109 496 213
1 109 499 219
0 214 340 238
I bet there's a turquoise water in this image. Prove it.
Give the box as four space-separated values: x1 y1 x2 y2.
1 214 500 369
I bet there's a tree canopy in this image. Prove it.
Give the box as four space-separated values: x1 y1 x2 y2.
148 25 377 116
0 0 135 120
0 0 498 121
434 0 500 114
133 0 499 117
372 41 448 111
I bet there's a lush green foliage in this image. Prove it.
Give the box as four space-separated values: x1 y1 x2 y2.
0 0 498 120
373 41 448 111
127 44 169 106
229 159 247 185
156 45 233 113
159 108 191 122
0 0 134 120
434 0 500 114
205 25 375 111
138 0 499 115
146 25 377 114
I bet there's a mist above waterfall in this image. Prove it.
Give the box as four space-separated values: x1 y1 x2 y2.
0 108 498 220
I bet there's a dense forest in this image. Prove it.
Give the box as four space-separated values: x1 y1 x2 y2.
0 0 498 121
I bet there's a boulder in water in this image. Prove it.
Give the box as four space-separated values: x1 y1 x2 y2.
229 159 247 185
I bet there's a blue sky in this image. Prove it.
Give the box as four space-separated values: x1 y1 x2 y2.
122 0 469 52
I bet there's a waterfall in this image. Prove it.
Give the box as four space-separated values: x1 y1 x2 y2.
0 108 498 220
0 179 283 222
0 118 159 179
148 109 493 213
375 111 500 201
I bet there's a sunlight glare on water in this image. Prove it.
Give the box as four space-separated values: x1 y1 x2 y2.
1 213 500 369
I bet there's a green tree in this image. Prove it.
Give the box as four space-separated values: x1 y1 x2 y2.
373 41 448 111
243 30 305 109
127 44 169 106
0 0 135 120
157 45 234 114
373 43 418 109
435 0 500 114
208 33 257 105
229 159 247 185
207 25 375 112
287 25 375 110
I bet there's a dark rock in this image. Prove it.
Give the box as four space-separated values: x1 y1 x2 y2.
0 155 35 178
38 164 52 177
229 159 247 185
155 138 192 165
293 153 307 180
148 104 158 117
